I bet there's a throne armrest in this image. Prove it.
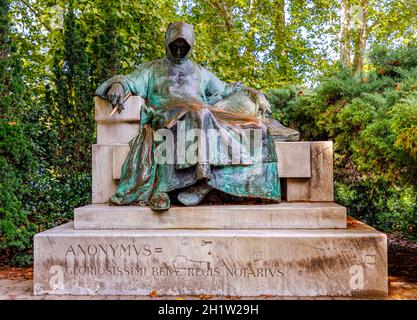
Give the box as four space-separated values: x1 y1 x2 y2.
94 96 144 123
93 96 144 203
94 96 144 144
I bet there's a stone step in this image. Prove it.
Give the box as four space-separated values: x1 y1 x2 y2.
33 218 387 296
74 202 347 230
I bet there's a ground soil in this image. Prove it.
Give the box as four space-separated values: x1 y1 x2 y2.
387 233 417 282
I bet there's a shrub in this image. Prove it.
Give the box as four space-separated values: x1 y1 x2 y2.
268 44 417 240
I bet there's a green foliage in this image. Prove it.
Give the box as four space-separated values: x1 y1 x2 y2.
0 121 37 252
0 0 37 265
269 44 417 239
1 1 95 265
49 2 94 172
27 171 91 230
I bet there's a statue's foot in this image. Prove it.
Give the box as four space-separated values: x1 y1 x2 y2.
149 192 171 211
264 118 300 141
178 182 213 206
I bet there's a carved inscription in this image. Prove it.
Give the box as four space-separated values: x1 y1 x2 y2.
65 243 152 257
61 242 285 279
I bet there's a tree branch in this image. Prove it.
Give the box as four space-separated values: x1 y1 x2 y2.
20 0 52 32
208 0 233 31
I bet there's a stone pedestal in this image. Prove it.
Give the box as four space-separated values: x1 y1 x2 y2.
34 219 387 296
33 97 388 297
74 203 347 230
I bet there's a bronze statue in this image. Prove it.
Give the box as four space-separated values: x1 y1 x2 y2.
95 22 299 211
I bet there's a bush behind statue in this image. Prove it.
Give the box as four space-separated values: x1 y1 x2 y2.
268 44 417 240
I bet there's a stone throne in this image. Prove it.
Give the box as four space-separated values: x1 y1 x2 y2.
33 96 388 297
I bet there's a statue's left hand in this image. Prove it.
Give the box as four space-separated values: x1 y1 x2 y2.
255 93 272 118
245 87 272 118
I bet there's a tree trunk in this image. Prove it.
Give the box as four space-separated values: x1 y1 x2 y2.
208 0 233 31
274 0 287 79
340 0 351 67
353 0 368 73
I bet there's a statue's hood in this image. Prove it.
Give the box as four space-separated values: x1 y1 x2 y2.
165 22 194 64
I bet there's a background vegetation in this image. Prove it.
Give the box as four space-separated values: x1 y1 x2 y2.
0 0 416 265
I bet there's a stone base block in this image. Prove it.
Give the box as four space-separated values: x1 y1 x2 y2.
34 219 387 297
74 203 347 230
96 123 139 145
285 142 334 202
112 142 312 180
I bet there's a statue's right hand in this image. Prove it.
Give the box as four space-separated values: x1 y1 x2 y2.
107 83 125 113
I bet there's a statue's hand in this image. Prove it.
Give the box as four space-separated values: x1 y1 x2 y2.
107 83 125 113
255 93 272 118
245 87 272 118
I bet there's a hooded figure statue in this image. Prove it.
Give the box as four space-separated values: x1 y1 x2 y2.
95 22 298 211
